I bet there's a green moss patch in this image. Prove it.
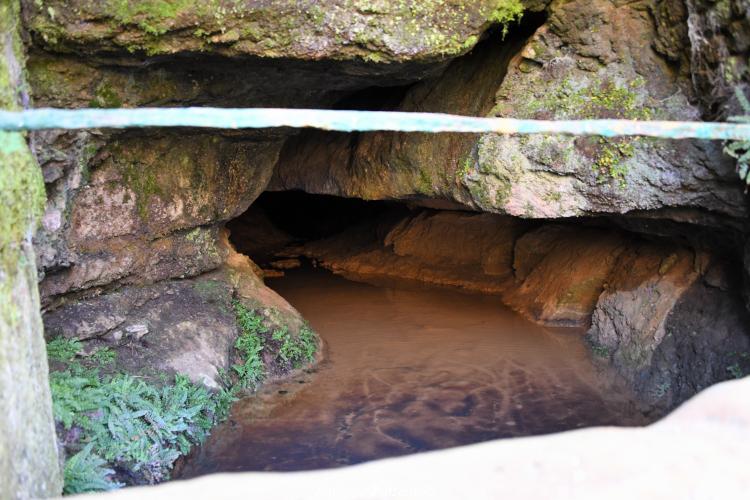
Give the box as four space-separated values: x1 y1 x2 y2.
519 77 655 186
29 0 522 61
0 132 46 326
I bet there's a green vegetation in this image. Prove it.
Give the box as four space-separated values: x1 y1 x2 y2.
48 305 317 494
62 444 121 495
725 87 750 188
47 338 236 494
726 351 749 379
0 132 47 326
108 0 197 36
591 345 610 358
119 160 163 220
88 82 123 108
274 325 318 368
651 380 671 399
456 155 473 180
233 302 318 385
727 363 744 379
594 138 636 187
488 0 524 38
47 337 83 362
522 77 652 121
233 302 267 388
31 0 523 59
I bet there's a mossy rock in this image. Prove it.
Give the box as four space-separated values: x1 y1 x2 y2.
23 0 536 63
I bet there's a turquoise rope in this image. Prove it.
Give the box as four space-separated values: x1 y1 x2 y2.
1 108 750 140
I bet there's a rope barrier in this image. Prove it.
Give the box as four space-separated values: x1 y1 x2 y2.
1 108 750 140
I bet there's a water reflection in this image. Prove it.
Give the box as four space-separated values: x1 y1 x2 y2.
179 268 646 476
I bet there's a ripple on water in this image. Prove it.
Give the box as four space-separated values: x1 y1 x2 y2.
177 267 647 476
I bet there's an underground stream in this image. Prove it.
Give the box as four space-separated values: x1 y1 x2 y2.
176 192 647 477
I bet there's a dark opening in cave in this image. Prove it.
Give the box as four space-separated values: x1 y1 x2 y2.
227 190 407 266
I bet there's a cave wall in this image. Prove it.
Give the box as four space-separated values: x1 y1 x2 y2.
295 206 750 411
0 0 62 497
23 0 556 388
8 0 750 472
270 0 748 224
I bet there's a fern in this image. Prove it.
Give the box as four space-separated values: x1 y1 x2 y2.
90 347 116 366
63 443 122 495
47 337 82 362
273 324 318 369
49 304 314 493
725 87 750 187
49 359 234 493
298 326 318 363
232 302 266 388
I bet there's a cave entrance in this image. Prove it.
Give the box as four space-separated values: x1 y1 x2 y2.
178 191 649 476
226 190 404 267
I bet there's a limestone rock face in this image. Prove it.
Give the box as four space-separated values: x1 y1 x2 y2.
502 226 627 326
467 0 745 219
25 1 549 311
37 131 282 303
681 0 750 118
303 210 524 294
43 233 313 389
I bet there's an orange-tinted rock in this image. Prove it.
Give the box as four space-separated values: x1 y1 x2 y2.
304 210 523 295
504 226 627 326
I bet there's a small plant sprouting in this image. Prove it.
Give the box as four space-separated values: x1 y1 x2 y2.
727 363 744 379
590 344 610 358
273 325 318 369
456 155 473 181
724 87 750 190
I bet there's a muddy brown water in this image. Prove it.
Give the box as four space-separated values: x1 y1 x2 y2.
178 267 646 477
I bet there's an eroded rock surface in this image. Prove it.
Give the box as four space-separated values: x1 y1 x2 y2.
43 233 315 389
270 0 747 222
588 250 750 410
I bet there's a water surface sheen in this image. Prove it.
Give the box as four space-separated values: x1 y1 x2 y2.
180 268 644 476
